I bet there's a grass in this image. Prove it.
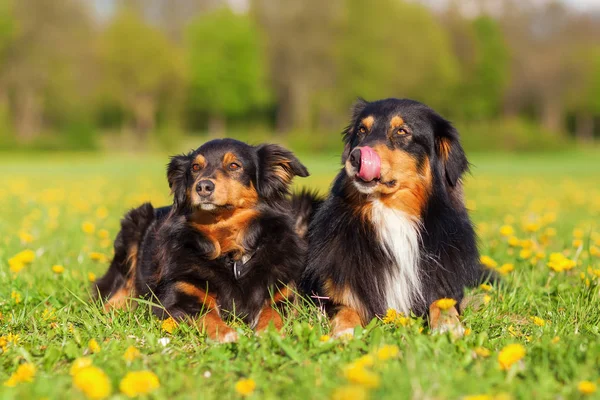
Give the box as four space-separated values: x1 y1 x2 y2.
1 150 600 399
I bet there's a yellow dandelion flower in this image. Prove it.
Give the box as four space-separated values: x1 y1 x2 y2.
0 337 7 351
52 265 65 274
578 381 597 395
474 347 491 358
497 264 514 276
519 239 533 249
161 317 177 334
234 378 256 397
480 256 498 269
353 355 375 368
382 308 398 324
82 222 96 235
9 260 25 274
499 225 514 237
73 366 112 399
376 345 399 361
13 249 35 263
88 272 97 282
70 357 93 376
519 249 532 260
89 252 107 262
530 316 545 327
590 246 599 257
11 291 22 304
435 298 457 311
463 396 493 400
3 363 36 387
320 335 331 342
498 344 526 370
483 295 492 304
19 231 34 244
343 364 380 388
381 308 410 326
523 222 540 233
545 227 557 237
507 237 519 247
573 228 585 239
464 328 472 336
479 284 493 292
96 207 109 219
88 339 101 354
119 371 160 398
547 253 576 272
97 229 110 240
123 346 141 363
551 336 560 344
573 239 583 248
331 385 368 400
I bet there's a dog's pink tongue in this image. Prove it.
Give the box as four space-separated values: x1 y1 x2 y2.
357 146 381 182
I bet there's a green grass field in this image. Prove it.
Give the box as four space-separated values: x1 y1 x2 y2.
1 151 600 400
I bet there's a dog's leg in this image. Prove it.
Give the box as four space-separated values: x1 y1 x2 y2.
254 303 284 333
331 306 362 338
169 282 238 343
429 302 465 338
196 309 238 343
254 285 294 334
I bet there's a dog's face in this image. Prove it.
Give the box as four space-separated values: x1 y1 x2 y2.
342 98 468 214
167 139 309 213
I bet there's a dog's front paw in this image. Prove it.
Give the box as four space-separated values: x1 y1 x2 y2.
217 329 239 344
331 327 355 339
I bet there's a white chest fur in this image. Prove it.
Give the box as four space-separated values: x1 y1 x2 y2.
371 200 423 315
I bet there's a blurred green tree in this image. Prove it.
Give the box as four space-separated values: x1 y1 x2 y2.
453 16 509 120
336 0 459 114
98 7 185 141
0 0 96 145
566 46 600 142
186 7 271 135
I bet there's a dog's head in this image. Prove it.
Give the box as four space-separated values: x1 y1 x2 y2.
167 139 309 213
341 98 468 215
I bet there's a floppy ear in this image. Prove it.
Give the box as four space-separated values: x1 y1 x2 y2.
256 144 309 199
434 117 469 187
166 153 190 210
342 98 369 163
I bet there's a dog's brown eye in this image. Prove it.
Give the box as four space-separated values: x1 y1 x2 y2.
191 164 201 172
358 126 367 134
397 127 409 135
228 162 241 171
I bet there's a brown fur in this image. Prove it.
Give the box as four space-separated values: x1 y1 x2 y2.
389 115 405 132
191 208 259 259
324 279 368 324
373 144 432 217
331 306 362 337
360 116 374 131
254 304 284 332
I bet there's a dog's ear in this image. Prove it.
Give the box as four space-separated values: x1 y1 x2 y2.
434 116 468 187
342 98 369 163
256 144 309 199
166 153 190 210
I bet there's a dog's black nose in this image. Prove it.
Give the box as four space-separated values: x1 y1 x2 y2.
196 180 215 196
349 148 361 170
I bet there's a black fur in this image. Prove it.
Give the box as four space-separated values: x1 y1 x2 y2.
95 139 309 329
301 98 484 322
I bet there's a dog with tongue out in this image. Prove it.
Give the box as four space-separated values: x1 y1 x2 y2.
300 98 486 338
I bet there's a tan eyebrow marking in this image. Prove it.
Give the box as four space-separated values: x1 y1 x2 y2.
360 116 374 131
390 115 404 129
193 154 206 167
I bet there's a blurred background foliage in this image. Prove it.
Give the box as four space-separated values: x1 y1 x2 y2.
0 0 598 153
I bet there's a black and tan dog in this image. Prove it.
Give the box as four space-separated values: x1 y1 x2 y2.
94 139 309 343
301 98 485 337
